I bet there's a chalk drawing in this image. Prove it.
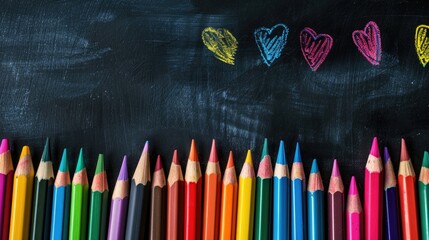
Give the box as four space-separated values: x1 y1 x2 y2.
202 27 238 65
415 25 429 67
254 24 289 66
352 21 382 65
300 27 333 71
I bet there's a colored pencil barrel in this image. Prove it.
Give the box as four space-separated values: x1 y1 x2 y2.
184 139 203 240
384 147 401 240
149 155 167 240
219 151 238 240
254 139 273 240
273 141 290 240
69 149 89 240
88 154 109 240
202 140 221 240
291 143 306 240
398 139 419 240
347 176 363 240
419 151 429 240
307 159 324 240
108 156 129 240
9 146 34 240
364 137 383 240
30 138 55 240
0 139 13 240
327 160 344 240
166 150 184 240
125 141 151 240
50 149 71 240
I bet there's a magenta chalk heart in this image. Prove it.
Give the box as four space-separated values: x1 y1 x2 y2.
352 21 382 65
300 27 333 71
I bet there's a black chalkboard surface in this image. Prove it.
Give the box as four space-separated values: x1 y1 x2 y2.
1 0 429 191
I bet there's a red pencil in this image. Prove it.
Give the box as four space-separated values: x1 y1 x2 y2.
184 139 202 240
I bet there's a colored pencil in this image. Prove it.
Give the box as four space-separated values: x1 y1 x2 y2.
30 138 54 240
254 138 273 240
0 139 13 240
69 149 89 240
50 149 71 240
88 154 109 240
9 146 34 239
236 150 256 240
291 143 306 240
346 176 363 240
184 139 203 240
384 147 401 240
308 159 324 240
149 155 167 240
166 150 184 240
108 156 129 240
125 141 151 240
202 140 222 240
219 151 238 240
328 159 344 240
419 151 429 240
398 139 419 240
364 137 383 240
273 140 290 240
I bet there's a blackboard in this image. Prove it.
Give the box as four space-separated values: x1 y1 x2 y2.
1 0 429 190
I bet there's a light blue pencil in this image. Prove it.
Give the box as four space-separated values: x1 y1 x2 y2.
307 159 324 240
291 143 306 240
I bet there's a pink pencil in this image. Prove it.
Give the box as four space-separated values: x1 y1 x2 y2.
0 139 13 240
364 137 383 240
347 176 363 240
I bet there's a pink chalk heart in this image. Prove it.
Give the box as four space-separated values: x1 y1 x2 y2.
300 27 333 71
352 21 382 65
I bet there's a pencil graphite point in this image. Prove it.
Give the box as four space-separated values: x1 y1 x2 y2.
208 139 218 163
331 159 340 177
20 145 31 158
41 138 51 162
400 138 410 162
155 155 163 171
293 143 302 163
276 140 286 165
227 151 234 168
0 138 8 154
261 138 269 159
172 150 180 164
59 149 69 172
310 159 319 173
143 141 149 154
349 176 358 195
118 156 128 180
95 154 104 174
245 150 253 165
383 147 391 164
188 139 199 162
423 151 429 168
75 148 85 172
370 137 380 158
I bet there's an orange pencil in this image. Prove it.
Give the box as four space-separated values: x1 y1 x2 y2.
398 139 419 240
202 140 222 240
219 151 238 240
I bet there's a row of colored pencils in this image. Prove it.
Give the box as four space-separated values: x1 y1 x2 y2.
1 136 429 240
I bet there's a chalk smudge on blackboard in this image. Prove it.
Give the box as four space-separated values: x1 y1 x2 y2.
300 27 333 71
415 24 429 67
352 21 382 65
202 27 238 65
254 24 289 66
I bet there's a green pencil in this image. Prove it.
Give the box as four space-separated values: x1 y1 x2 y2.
30 138 55 240
69 149 89 240
254 138 273 240
419 151 429 240
88 154 109 239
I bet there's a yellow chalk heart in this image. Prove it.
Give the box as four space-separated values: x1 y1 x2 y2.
202 27 238 65
415 24 429 67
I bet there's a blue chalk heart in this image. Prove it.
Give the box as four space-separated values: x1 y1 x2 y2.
254 24 289 66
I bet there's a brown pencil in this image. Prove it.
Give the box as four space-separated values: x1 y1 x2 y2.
328 159 344 240
166 150 184 240
150 155 167 240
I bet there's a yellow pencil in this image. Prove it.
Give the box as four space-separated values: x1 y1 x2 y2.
236 150 256 240
9 146 34 240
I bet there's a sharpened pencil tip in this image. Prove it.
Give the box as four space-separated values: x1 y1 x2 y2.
75 148 85 172
383 147 391 164
227 151 234 168
400 138 410 162
370 137 380 158
0 139 9 154
349 176 358 195
293 142 302 163
245 150 253 165
155 155 163 171
276 140 286 165
59 149 69 172
423 151 429 168
208 139 218 163
310 159 319 173
20 146 31 159
95 154 104 174
261 138 269 159
172 150 180 164
188 139 199 162
41 138 51 162
118 156 128 180
143 141 149 154
331 159 340 177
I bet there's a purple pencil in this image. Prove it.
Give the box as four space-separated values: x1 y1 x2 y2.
107 156 129 240
0 139 13 240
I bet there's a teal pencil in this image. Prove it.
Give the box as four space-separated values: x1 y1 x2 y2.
307 159 324 240
291 143 306 240
50 149 71 240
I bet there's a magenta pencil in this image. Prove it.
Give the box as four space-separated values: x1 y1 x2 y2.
108 157 129 240
347 176 363 240
0 139 13 240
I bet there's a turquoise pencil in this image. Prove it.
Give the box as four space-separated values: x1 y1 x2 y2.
50 149 71 240
307 159 324 240
273 140 290 240
291 143 306 240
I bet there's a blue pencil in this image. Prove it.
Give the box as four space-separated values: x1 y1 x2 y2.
50 149 71 240
384 147 401 240
291 143 306 240
273 141 290 240
307 159 324 240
